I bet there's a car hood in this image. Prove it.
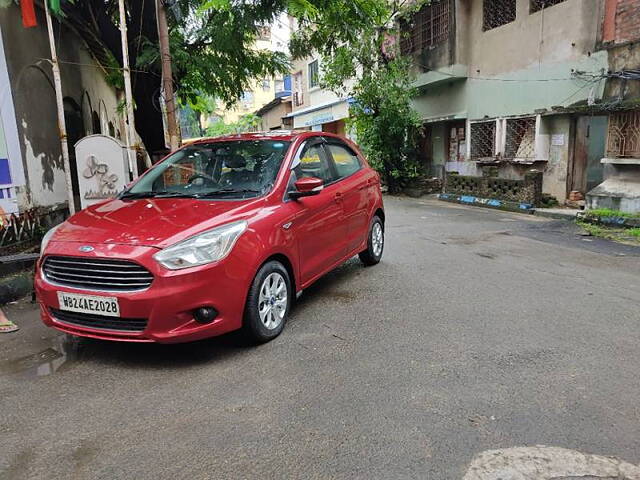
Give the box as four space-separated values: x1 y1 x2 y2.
52 197 265 248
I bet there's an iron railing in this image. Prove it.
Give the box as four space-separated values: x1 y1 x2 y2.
530 0 567 13
607 110 640 158
0 208 67 253
505 117 536 159
483 0 516 31
400 0 451 54
470 121 496 159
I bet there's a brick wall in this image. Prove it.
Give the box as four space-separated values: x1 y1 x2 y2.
603 0 640 44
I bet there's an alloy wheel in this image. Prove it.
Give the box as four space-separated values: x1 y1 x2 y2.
258 272 288 330
372 222 384 257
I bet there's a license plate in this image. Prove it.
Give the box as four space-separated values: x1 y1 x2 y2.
57 292 120 317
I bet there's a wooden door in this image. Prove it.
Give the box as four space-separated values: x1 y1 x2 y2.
569 116 607 196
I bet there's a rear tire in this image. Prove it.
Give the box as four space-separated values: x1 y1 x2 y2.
359 215 384 266
243 261 292 343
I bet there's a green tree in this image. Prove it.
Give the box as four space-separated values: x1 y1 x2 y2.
181 94 217 137
61 0 289 152
291 0 427 192
206 113 261 136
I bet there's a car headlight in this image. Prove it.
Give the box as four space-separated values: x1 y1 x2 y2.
153 220 248 270
40 224 61 255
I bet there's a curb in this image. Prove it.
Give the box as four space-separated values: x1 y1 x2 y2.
0 253 39 276
438 193 535 214
577 212 640 229
0 271 34 305
533 210 579 221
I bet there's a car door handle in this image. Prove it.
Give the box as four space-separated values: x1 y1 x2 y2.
334 192 343 202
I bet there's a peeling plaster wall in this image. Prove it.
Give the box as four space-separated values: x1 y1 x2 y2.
412 0 609 202
0 5 122 211
467 0 603 77
77 49 124 142
539 115 572 201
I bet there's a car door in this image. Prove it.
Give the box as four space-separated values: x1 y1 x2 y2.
288 139 348 285
325 141 372 254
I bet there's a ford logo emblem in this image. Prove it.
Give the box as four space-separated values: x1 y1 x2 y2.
79 246 94 252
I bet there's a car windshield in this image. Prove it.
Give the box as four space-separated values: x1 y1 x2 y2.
123 140 291 200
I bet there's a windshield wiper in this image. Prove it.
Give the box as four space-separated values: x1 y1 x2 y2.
119 191 158 199
119 191 197 200
154 191 199 198
196 188 262 198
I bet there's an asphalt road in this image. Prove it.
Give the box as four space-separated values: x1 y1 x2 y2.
1 196 640 480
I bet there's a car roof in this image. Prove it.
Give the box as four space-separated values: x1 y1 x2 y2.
185 130 348 145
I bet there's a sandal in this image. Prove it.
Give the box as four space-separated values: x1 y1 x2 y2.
0 308 18 333
0 322 19 333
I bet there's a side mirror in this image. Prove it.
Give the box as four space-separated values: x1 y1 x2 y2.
290 177 324 200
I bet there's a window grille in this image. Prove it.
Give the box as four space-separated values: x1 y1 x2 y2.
400 0 450 55
607 110 640 158
293 91 304 107
505 117 536 159
530 0 567 13
483 0 516 31
308 60 319 89
470 121 496 159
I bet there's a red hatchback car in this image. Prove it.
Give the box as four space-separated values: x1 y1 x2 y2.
35 132 385 343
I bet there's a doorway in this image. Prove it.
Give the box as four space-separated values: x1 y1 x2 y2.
569 115 607 196
63 97 86 211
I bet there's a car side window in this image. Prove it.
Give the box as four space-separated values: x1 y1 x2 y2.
293 143 334 184
326 143 361 179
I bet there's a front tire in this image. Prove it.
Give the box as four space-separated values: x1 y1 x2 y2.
243 261 292 343
359 215 384 266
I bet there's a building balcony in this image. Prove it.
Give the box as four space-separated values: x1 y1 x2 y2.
414 63 468 90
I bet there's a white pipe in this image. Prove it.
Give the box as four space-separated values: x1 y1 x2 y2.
118 0 143 178
44 1 75 214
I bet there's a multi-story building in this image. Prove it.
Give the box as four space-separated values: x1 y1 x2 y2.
255 94 293 131
286 54 352 134
403 0 640 209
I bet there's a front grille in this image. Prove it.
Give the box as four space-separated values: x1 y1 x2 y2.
50 308 148 332
43 256 153 292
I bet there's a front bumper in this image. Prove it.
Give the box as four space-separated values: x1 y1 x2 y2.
35 241 253 343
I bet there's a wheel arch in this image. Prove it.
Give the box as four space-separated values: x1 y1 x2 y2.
258 253 297 295
374 207 385 226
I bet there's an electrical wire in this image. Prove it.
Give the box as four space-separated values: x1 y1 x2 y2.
414 62 606 82
38 58 160 76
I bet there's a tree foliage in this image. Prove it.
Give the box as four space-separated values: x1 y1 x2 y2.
61 0 425 184
61 0 290 152
137 0 290 108
348 58 422 188
205 113 261 136
291 0 427 192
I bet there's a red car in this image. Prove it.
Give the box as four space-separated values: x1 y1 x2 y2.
35 132 385 343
